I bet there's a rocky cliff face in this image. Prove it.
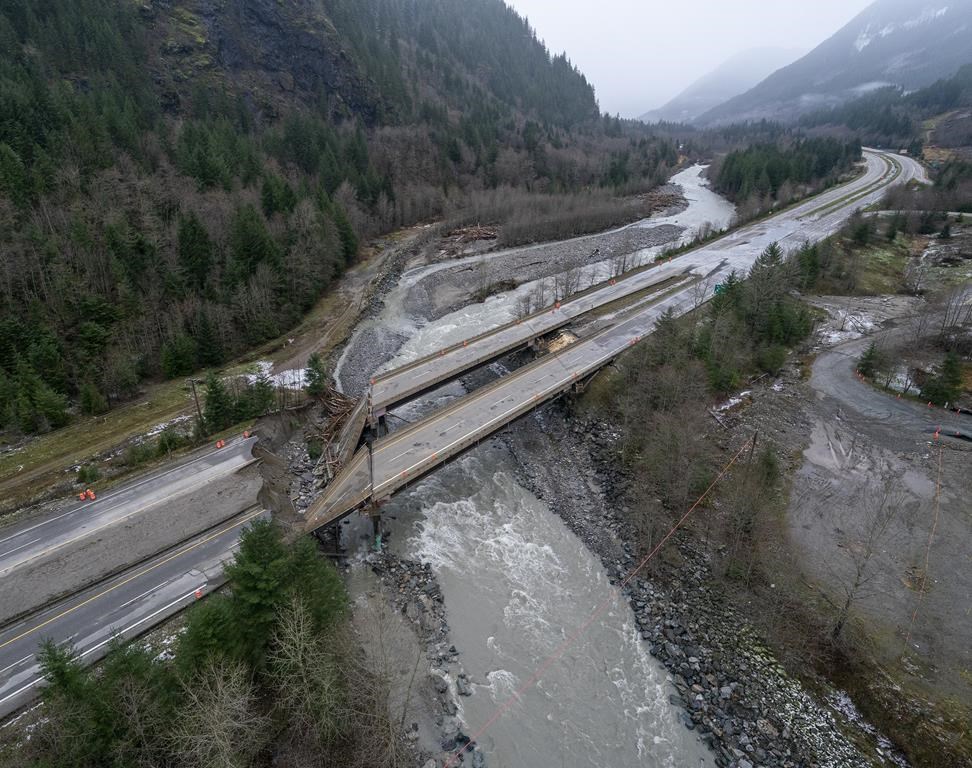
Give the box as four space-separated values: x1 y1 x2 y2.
146 0 382 121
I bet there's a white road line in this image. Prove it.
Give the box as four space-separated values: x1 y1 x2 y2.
0 655 31 677
0 588 200 709
117 580 169 611
0 537 40 559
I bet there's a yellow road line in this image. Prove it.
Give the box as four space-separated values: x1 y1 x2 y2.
0 507 263 652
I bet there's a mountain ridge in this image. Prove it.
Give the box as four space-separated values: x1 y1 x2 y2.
699 0 972 125
639 47 802 124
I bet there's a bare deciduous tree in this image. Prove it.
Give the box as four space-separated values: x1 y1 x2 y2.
270 598 347 756
169 660 269 768
827 476 910 642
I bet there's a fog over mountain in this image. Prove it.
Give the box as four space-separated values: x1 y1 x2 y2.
504 0 873 116
639 47 803 124
699 0 972 124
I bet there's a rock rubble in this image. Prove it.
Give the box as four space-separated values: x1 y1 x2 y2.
504 408 883 768
367 552 488 767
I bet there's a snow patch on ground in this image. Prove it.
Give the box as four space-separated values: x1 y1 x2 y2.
146 627 186 664
827 691 910 767
716 390 751 413
885 365 917 394
856 7 948 50
245 360 308 389
818 310 876 345
903 6 949 29
143 414 194 440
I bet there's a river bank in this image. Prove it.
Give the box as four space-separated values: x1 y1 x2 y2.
325 165 741 766
498 400 890 768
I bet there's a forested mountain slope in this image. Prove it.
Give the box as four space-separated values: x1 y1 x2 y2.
798 64 972 150
0 0 680 434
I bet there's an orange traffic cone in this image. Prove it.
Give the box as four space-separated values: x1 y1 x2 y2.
79 492 86 501
86 489 96 500
194 588 203 600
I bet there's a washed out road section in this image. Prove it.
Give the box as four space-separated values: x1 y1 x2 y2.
308 151 925 531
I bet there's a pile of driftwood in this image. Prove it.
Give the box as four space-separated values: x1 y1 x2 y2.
441 225 499 257
313 385 356 446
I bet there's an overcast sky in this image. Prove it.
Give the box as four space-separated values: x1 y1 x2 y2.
504 0 875 117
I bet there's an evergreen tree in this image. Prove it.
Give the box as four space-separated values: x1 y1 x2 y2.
203 372 233 432
160 335 197 378
227 204 279 285
922 353 963 406
194 311 223 367
177 213 214 290
28 334 68 394
34 382 70 430
286 536 346 630
0 142 30 207
79 381 109 415
330 204 359 264
177 595 236 677
222 519 291 668
858 342 880 379
234 374 275 421
305 353 328 398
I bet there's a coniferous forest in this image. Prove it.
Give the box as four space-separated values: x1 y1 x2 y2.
0 0 684 433
712 137 862 211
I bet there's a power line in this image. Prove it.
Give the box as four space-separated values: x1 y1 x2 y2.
904 441 943 648
444 435 755 768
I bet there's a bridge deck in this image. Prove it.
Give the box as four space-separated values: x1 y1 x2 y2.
369 269 691 414
305 151 922 532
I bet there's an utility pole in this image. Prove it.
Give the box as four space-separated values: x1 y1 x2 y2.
189 378 205 436
366 432 380 547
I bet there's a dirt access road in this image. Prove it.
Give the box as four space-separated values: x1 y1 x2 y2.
789 304 972 703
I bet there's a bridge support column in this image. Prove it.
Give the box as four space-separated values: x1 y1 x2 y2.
364 502 382 549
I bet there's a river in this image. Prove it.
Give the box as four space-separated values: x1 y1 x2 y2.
336 167 734 767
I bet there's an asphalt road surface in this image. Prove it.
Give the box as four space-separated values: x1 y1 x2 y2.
0 507 267 720
0 436 258 580
306 150 927 531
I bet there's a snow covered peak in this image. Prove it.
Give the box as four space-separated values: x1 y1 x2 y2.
854 6 949 51
902 6 950 29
